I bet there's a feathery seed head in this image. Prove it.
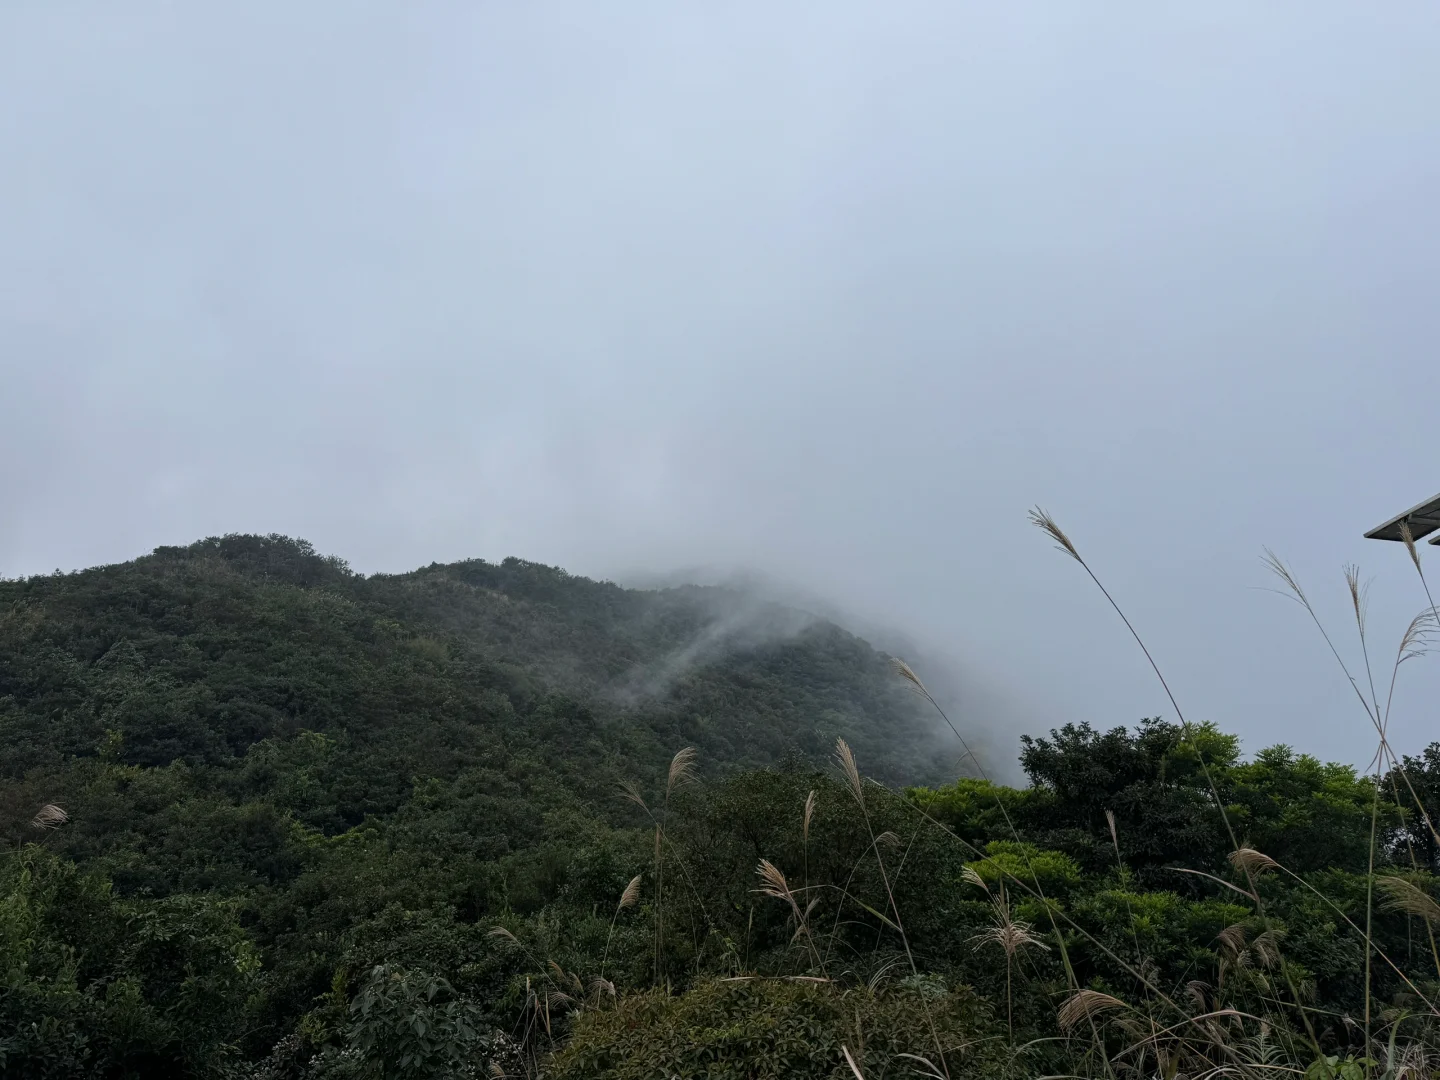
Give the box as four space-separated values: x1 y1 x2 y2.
617 780 650 813
1402 520 1424 574
755 858 807 929
834 738 864 806
1261 549 1311 609
1029 507 1080 562
1229 847 1279 876
1185 979 1211 1013
618 874 642 911
1058 989 1128 1031
1377 875 1440 923
971 919 1048 958
1251 928 1284 969
1344 563 1370 636
666 746 698 800
1397 609 1438 667
1216 923 1247 958
755 858 794 903
890 656 929 698
31 804 68 830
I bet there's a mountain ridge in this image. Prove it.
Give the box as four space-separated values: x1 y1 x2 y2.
0 532 958 852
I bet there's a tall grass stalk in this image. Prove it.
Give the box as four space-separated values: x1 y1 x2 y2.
835 737 952 1079
1265 550 1440 1065
599 875 641 983
620 746 700 986
1028 508 1326 1053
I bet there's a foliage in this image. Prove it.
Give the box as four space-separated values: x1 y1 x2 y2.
548 978 1010 1080
0 846 257 1078
4 534 1440 1077
330 965 490 1080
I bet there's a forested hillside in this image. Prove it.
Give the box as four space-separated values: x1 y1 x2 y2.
4 535 1440 1078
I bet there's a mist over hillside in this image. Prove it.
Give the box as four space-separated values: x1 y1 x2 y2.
8 5 1440 1073
0 533 964 805
9 535 1440 1078
622 563 1032 781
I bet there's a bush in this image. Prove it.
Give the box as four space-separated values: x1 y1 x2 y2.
547 977 1010 1080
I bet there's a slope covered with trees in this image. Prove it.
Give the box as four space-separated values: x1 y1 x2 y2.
3 534 1440 1078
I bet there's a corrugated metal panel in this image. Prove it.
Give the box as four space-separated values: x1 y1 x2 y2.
1365 492 1440 542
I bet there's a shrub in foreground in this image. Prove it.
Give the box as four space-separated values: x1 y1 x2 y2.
547 976 1012 1080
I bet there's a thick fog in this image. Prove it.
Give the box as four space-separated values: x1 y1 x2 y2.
4 6 1440 772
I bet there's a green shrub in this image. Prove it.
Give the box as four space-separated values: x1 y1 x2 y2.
547 977 1010 1080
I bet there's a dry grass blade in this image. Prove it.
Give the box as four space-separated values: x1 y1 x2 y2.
31 804 68 830
1262 548 1311 608
834 738 864 806
1402 520 1423 574
618 874 642 911
666 746 698 800
890 656 929 696
1185 979 1210 1012
1394 1039 1437 1079
803 789 816 843
617 780 650 813
1058 988 1128 1031
532 987 552 1036
895 1052 947 1079
1170 866 1258 903
841 1044 866 1080
1377 875 1440 923
866 957 901 993
756 858 824 969
1028 506 1080 561
756 859 799 913
971 919 1048 957
1396 609 1438 667
1345 563 1371 638
1251 928 1285 969
1229 847 1279 876
1216 923 1247 957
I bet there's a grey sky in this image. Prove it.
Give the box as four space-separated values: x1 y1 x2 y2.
4 5 1440 772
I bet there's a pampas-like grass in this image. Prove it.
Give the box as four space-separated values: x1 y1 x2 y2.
1058 989 1129 1032
31 804 67 830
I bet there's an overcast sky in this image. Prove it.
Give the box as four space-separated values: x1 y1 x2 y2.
4 5 1440 772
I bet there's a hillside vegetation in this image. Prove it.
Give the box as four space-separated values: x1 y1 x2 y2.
3 533 1440 1079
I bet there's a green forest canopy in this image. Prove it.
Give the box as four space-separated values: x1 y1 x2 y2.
3 534 1439 1078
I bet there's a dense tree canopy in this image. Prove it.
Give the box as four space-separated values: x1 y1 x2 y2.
2 535 1438 1078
